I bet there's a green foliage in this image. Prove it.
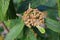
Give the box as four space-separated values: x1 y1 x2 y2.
30 0 56 8
46 29 59 40
6 0 17 19
46 18 60 33
0 0 10 21
13 0 22 4
0 0 60 40
29 0 46 8
47 9 58 20
57 0 60 17
5 18 24 40
36 26 45 34
4 18 22 29
45 0 56 7
24 29 37 40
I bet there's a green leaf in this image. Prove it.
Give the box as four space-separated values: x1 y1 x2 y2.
57 0 60 17
4 19 21 28
46 18 60 33
36 26 45 34
30 0 47 8
6 0 16 19
24 29 37 40
45 0 56 7
47 9 58 20
13 0 22 4
5 18 24 40
0 0 10 21
46 29 59 40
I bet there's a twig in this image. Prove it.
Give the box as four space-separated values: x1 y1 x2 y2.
0 21 9 33
28 3 31 9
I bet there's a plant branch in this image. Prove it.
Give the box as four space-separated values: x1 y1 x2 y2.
0 21 9 33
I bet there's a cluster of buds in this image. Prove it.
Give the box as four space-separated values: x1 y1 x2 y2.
22 8 47 28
